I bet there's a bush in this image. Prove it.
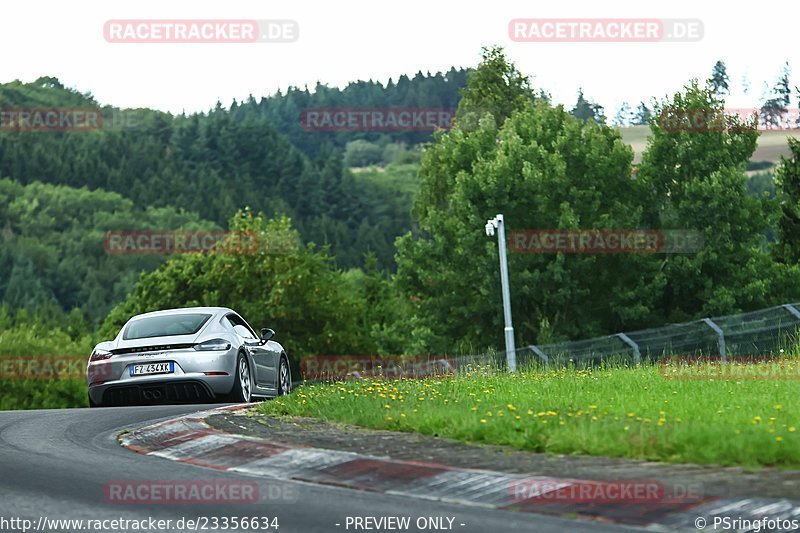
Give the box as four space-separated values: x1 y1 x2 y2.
0 317 94 409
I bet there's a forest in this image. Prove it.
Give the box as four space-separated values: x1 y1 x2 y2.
1 49 800 361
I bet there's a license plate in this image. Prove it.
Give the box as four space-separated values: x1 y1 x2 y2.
130 362 174 376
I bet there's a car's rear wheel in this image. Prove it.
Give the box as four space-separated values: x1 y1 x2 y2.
277 355 291 395
227 352 252 403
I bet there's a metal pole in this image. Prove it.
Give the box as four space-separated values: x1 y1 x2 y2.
782 303 800 320
487 214 516 372
702 318 726 362
529 345 549 369
616 333 641 364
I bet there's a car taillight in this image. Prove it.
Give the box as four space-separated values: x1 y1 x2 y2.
90 349 112 362
194 339 232 351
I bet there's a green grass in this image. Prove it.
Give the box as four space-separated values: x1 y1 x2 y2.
259 362 800 468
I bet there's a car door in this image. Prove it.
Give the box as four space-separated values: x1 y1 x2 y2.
228 314 276 391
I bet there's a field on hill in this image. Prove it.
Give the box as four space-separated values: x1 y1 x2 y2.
619 126 799 167
349 128 795 199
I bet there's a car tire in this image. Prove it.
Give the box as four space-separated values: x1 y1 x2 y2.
277 354 292 395
227 352 253 404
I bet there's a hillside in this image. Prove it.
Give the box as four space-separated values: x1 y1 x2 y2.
3 71 800 330
619 125 800 167
0 77 429 273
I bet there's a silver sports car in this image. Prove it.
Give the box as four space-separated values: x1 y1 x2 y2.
86 307 293 407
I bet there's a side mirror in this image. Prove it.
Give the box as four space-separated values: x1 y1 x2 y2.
260 328 275 342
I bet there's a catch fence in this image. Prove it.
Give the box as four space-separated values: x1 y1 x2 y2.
515 303 800 369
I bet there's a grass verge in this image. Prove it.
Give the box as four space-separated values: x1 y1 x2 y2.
258 362 800 468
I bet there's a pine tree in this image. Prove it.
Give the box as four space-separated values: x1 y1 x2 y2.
761 62 792 129
632 102 652 125
570 88 606 124
612 102 632 127
709 60 730 96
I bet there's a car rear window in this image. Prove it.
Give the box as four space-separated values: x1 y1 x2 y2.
123 313 211 340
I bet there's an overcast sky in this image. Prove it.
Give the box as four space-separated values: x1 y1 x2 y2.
3 0 796 117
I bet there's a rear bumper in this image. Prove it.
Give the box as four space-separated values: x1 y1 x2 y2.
86 347 238 406
98 379 217 406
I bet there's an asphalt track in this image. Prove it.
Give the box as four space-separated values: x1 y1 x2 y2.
0 405 644 533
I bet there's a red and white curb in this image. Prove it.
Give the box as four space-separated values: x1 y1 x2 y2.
120 406 800 530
